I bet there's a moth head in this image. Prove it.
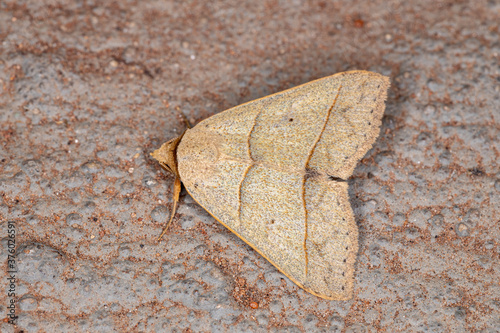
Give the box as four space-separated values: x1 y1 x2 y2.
151 131 185 178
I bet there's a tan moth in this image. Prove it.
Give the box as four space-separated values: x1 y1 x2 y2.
152 70 389 300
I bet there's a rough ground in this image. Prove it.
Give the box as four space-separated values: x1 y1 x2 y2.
1 0 499 332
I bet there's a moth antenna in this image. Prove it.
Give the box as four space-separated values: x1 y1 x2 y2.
179 113 192 129
157 176 182 241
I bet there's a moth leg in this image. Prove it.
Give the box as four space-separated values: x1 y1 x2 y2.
157 176 182 241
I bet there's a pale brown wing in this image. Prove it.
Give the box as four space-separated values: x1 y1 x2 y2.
176 70 389 299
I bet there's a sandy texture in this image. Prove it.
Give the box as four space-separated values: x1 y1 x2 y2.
0 0 499 332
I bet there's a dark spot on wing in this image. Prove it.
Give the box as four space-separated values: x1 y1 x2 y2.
328 175 346 182
305 168 320 179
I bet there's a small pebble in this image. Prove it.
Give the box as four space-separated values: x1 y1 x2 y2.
456 223 469 237
66 213 83 226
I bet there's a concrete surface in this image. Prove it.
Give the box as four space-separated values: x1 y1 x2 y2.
1 0 499 332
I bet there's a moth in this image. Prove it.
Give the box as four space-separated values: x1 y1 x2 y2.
152 70 389 300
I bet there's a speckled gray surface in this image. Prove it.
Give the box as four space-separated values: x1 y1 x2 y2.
0 0 499 332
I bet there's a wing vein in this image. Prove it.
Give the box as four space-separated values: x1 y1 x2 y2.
302 84 343 278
